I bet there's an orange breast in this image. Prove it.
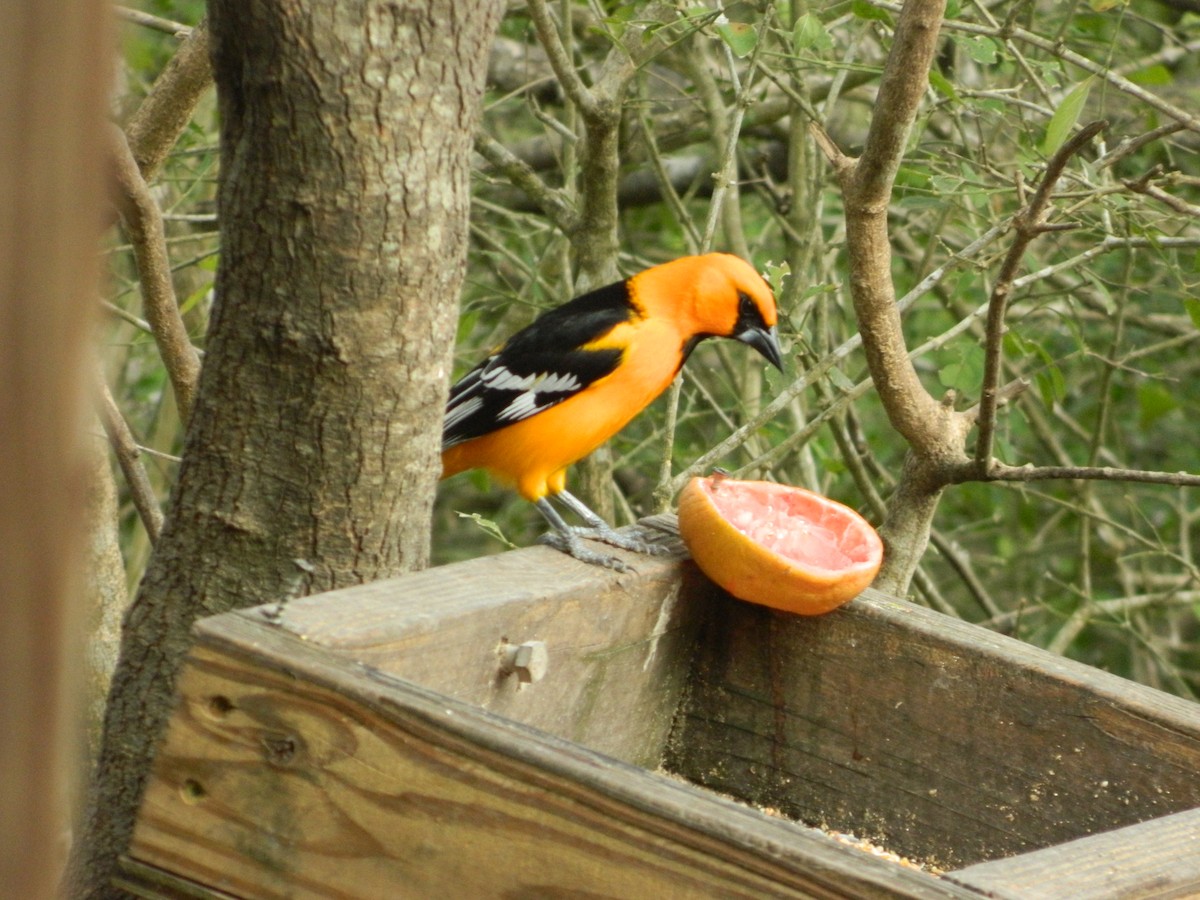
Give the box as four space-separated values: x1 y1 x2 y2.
441 318 685 501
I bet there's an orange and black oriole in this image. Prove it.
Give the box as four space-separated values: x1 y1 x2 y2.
442 252 783 568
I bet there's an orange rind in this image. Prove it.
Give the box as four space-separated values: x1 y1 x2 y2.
678 475 883 615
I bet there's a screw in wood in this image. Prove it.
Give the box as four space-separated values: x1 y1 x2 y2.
499 640 548 684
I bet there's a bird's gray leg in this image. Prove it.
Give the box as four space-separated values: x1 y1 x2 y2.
534 497 631 571
552 490 671 556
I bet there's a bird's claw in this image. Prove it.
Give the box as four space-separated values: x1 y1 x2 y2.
537 531 632 572
570 523 673 556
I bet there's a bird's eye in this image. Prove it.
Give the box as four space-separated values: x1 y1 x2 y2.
737 291 755 317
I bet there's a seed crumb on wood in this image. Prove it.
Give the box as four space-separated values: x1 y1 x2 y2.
658 768 944 876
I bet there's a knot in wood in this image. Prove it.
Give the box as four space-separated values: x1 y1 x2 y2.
261 732 300 766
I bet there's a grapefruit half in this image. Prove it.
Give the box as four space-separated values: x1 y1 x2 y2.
678 475 883 615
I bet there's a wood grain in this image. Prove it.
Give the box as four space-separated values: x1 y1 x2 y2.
128 616 967 898
947 807 1200 899
242 537 700 767
667 587 1200 870
127 532 1200 896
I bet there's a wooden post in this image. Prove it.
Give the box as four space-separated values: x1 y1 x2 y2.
0 1 111 896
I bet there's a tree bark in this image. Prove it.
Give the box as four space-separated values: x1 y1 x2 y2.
82 435 131 765
816 0 955 596
72 2 504 894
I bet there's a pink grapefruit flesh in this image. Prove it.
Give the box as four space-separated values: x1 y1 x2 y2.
678 475 883 615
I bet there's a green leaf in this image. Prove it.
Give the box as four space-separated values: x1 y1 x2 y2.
800 283 835 300
851 0 892 23
928 69 960 103
931 174 963 193
793 12 833 52
1184 297 1200 331
1006 329 1066 408
895 167 931 189
1138 380 1177 429
1003 330 1035 359
1088 0 1128 9
959 35 1000 64
179 281 212 317
1035 366 1066 409
762 260 791 293
604 5 637 26
1041 77 1094 156
972 37 1000 64
717 21 757 58
938 343 985 395
455 512 517 549
1128 64 1172 86
822 456 848 476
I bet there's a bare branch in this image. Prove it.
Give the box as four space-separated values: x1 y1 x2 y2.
984 464 1200 488
852 0 947 206
116 5 191 37
109 125 202 422
95 374 163 544
974 120 1108 472
837 0 957 459
123 16 213 182
808 120 853 174
525 0 600 119
667 217 1013 495
1096 121 1187 170
865 0 1200 136
1122 170 1200 218
474 132 579 232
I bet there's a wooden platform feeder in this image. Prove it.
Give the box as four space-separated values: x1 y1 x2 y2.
122 524 1200 898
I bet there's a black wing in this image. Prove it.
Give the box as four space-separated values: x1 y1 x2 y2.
443 281 635 449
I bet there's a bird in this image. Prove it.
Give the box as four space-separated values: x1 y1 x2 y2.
441 252 783 569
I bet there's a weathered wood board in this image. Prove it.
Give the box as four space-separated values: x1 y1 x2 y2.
125 527 1200 897
126 611 966 898
216 540 703 768
667 587 1200 870
947 806 1200 898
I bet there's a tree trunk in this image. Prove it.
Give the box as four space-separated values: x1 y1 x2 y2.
71 2 504 895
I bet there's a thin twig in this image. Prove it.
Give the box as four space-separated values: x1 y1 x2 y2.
1122 171 1200 218
475 132 579 232
634 112 701 253
985 590 1200 631
667 217 1013 495
115 5 191 37
863 0 1200 135
1096 121 1187 169
982 463 1200 488
95 375 164 543
525 0 599 119
974 120 1107 473
653 12 773 510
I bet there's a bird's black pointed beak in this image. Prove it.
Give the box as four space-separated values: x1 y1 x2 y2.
737 324 784 372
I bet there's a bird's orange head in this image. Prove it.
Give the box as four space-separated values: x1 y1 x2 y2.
629 253 783 371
